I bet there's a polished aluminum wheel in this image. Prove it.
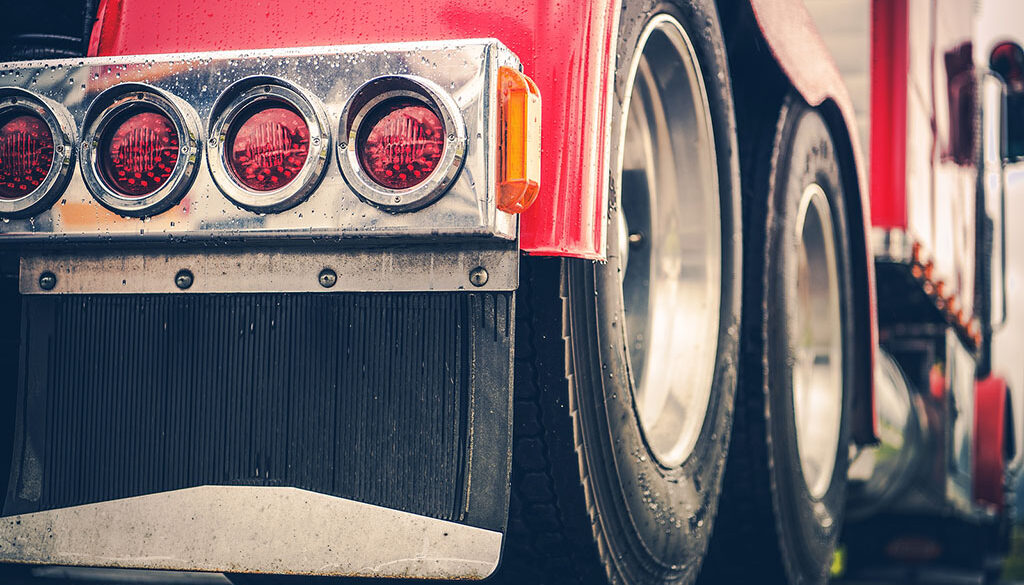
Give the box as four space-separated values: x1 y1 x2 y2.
618 14 721 468
792 183 844 499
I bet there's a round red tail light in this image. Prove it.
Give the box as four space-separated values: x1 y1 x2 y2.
337 76 467 212
80 84 201 217
208 79 330 213
226 104 310 192
0 88 76 218
356 99 444 190
99 109 180 198
0 111 55 200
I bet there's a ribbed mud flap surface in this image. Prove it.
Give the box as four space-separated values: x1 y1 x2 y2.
3 292 513 531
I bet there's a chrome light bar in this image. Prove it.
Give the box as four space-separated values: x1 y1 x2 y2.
0 39 518 242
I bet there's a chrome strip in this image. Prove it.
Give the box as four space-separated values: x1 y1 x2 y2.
20 243 518 294
0 486 503 579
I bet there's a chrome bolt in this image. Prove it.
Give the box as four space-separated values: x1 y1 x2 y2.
318 268 337 288
469 266 488 287
174 269 194 290
208 137 218 147
38 272 56 291
339 142 348 150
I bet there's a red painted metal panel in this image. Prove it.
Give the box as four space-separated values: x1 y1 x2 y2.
88 0 617 259
974 376 1009 510
869 0 908 229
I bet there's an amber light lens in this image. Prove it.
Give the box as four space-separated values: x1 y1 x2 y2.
99 109 179 198
497 66 541 214
227 104 310 192
0 111 55 200
357 98 444 190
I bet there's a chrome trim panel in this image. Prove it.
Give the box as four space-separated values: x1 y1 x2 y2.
0 486 503 579
20 243 518 294
0 40 518 242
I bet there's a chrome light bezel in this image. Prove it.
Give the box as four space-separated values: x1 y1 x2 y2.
0 87 76 218
337 75 467 212
207 77 331 213
79 83 202 218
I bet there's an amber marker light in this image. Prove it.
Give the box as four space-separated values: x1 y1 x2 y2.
497 66 541 214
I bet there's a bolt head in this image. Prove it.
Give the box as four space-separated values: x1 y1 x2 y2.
38 272 57 291
469 266 488 287
318 268 337 288
174 269 194 290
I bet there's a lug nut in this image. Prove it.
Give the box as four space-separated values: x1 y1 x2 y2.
318 268 337 289
38 272 57 291
174 269 194 290
469 266 488 287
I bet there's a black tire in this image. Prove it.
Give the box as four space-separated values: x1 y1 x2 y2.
496 2 741 585
700 97 855 585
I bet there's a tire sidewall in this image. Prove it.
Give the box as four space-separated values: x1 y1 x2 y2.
764 100 855 583
568 0 741 581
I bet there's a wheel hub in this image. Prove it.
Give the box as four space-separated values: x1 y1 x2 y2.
619 15 722 468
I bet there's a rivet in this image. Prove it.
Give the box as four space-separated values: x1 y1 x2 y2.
174 269 194 290
38 271 57 291
318 268 337 288
469 266 488 287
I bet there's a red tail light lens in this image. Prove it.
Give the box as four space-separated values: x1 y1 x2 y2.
99 109 180 198
0 112 55 200
357 99 444 190
226 104 310 192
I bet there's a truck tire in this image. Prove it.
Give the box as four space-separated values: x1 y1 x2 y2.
497 3 741 585
700 97 855 585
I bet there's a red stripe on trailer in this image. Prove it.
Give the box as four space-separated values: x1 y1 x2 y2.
870 0 908 229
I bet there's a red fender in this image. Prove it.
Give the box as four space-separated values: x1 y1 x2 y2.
974 375 1010 510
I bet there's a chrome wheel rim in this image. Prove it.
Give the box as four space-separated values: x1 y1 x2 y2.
792 183 844 499
618 14 722 468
